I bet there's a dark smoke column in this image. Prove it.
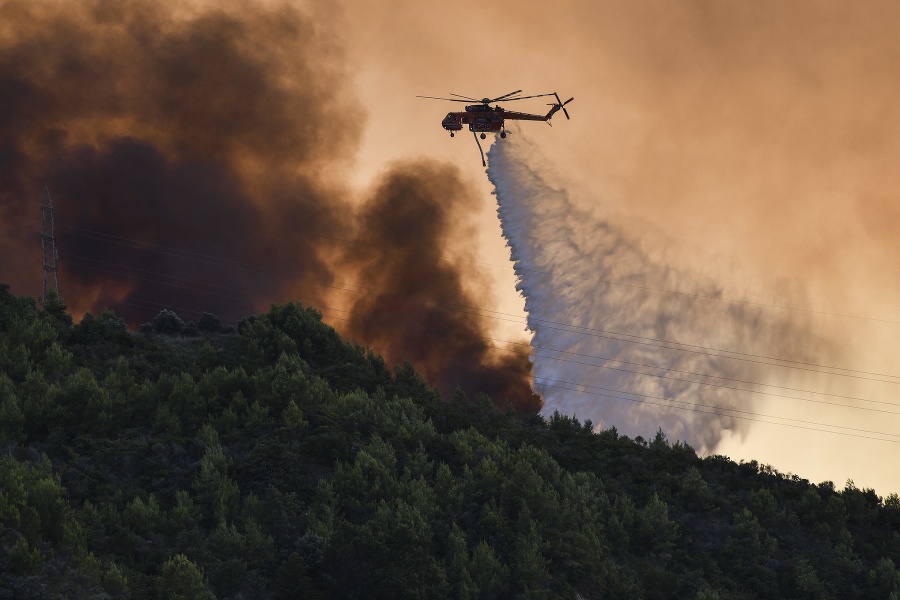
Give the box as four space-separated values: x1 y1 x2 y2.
0 0 360 323
341 161 540 413
0 0 540 414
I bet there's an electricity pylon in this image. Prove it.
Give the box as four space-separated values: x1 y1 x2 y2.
40 185 62 304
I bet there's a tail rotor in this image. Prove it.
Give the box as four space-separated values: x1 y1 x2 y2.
553 92 574 120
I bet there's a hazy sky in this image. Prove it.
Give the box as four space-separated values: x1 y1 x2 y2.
2 0 899 494
337 0 900 493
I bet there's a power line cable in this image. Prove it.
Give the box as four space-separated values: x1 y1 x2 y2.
59 260 900 440
218 222 900 326
334 296 900 414
480 335 900 409
65 261 900 414
265 308 900 442
59 248 900 410
63 259 266 308
446 364 900 444
322 310 900 417
485 343 900 415
56 224 267 273
66 283 243 326
55 225 900 383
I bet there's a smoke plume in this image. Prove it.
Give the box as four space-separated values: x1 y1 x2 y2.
488 134 842 451
0 0 536 411
341 161 539 412
0 0 356 323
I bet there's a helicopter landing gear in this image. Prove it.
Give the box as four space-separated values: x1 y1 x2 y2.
450 132 455 137
500 131 507 139
480 132 486 140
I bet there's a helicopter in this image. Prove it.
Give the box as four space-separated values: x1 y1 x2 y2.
417 90 574 166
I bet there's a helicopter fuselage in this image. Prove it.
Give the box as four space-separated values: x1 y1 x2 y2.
441 104 554 134
421 90 572 164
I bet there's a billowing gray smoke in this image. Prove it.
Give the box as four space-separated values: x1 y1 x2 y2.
487 134 839 452
0 0 537 411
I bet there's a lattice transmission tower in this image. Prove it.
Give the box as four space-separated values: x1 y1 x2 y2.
40 185 62 304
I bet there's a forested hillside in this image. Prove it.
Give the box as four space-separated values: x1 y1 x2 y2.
1 283 899 599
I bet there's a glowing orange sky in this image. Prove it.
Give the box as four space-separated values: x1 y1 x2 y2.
2 0 898 493
337 0 900 494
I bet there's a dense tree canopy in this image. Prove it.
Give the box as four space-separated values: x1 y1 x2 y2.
1 282 899 599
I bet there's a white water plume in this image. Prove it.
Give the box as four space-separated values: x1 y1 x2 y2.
487 134 839 452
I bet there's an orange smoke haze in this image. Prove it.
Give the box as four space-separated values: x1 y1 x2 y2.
4 0 900 491
0 0 535 411
0 0 358 321
341 0 900 493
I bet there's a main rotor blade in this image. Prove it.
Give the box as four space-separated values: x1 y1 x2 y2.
449 92 480 101
490 89 523 102
498 92 557 102
416 95 472 103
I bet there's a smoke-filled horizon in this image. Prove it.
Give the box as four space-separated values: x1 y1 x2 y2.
0 0 536 411
5 0 900 492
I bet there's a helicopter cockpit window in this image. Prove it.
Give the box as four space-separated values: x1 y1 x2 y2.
445 113 456 120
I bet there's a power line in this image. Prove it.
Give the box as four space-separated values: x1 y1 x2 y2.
518 315 900 384
66 283 243 326
61 252 265 298
70 290 900 443
487 343 900 415
62 259 265 308
205 221 900 326
58 253 900 419
335 297 900 415
481 335 900 409
58 239 897 414
160 294 900 443
329 309 900 443
447 365 900 445
57 256 900 442
502 264 900 325
54 226 900 384
55 224 265 273
339 293 900 415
